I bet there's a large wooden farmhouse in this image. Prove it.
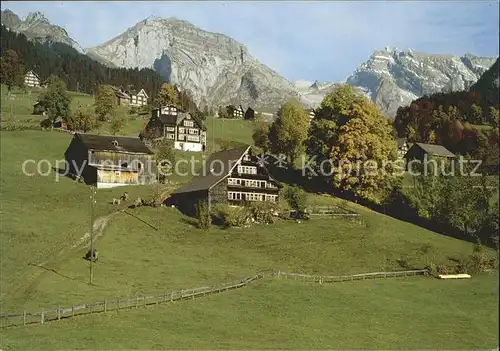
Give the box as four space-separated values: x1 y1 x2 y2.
168 145 281 216
64 133 156 188
24 70 40 88
142 105 207 152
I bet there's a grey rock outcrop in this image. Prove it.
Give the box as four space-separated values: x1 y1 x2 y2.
1 10 85 53
87 16 298 109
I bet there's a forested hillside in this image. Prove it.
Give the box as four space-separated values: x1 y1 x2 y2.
470 57 499 106
394 66 499 173
0 25 165 97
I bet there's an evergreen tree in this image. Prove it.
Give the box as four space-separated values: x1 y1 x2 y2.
0 49 24 91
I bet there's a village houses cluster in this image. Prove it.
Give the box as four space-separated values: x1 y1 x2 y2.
22 69 456 216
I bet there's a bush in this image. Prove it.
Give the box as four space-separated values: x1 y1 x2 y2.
215 204 250 228
466 249 497 274
248 201 276 224
196 201 210 229
284 186 308 213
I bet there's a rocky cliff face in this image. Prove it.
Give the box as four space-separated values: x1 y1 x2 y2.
87 16 298 109
345 47 496 117
0 10 85 53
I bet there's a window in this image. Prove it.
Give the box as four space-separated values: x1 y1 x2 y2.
166 127 175 132
187 135 200 142
188 128 199 135
111 140 119 147
228 192 243 200
184 120 194 127
115 171 121 177
166 133 175 140
178 134 185 140
237 165 257 175
178 127 185 134
121 162 129 168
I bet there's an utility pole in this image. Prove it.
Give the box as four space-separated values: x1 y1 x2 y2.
89 186 96 285
156 165 160 231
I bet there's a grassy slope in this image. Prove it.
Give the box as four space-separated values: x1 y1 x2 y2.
2 274 498 349
0 90 498 349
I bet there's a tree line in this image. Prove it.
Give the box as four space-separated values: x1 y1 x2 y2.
0 24 165 97
251 84 499 246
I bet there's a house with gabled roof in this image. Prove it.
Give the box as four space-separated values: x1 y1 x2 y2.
24 70 41 88
168 145 281 216
129 88 149 107
404 142 456 171
64 133 156 188
141 105 207 152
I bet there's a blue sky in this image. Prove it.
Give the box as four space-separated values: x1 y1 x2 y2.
3 1 499 82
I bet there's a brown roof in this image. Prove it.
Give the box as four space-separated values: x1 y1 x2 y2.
75 133 153 154
172 145 251 194
154 109 207 131
413 143 456 158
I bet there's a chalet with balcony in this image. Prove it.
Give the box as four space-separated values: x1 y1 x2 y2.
64 133 156 189
24 70 41 88
142 105 207 152
168 145 281 216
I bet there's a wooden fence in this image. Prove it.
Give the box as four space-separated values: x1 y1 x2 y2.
275 269 429 283
0 274 263 328
307 205 360 217
0 269 428 328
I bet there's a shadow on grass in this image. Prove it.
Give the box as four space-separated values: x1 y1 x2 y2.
122 210 158 231
29 263 91 285
180 217 198 227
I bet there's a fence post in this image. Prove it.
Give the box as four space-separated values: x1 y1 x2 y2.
58 306 61 320
117 298 120 312
41 309 44 324
136 296 139 308
24 310 26 326
277 270 281 279
72 305 75 317
171 291 174 302
181 289 184 298
104 299 107 313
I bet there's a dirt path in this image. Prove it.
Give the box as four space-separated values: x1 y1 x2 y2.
6 211 121 305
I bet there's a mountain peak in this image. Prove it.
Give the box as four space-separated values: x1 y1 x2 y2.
25 11 49 24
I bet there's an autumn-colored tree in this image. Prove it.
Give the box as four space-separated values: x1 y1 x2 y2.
94 85 117 121
0 49 24 92
66 106 99 132
307 84 398 203
470 104 484 124
268 99 310 165
154 83 177 107
109 109 128 135
37 76 71 129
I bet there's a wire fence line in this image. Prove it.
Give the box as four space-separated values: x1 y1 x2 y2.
1 269 428 329
274 269 429 283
